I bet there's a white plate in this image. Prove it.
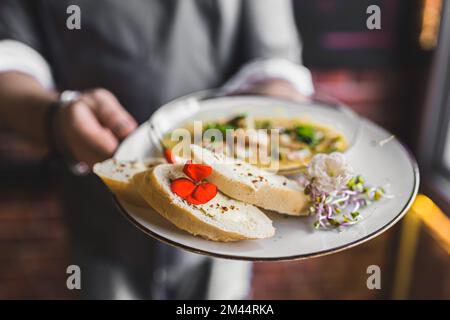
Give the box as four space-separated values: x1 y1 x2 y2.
114 92 419 261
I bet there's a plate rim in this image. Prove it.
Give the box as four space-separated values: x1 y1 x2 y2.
114 138 419 261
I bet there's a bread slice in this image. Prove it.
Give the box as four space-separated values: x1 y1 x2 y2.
132 164 275 241
93 158 164 206
190 144 308 216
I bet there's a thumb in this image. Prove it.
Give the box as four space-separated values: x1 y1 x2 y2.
85 88 137 140
65 100 119 158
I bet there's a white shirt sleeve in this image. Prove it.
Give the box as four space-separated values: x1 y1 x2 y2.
0 39 55 89
221 58 315 97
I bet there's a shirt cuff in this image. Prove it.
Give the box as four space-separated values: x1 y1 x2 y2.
221 58 315 97
0 39 55 90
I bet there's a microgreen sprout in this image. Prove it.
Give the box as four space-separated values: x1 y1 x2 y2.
300 175 389 230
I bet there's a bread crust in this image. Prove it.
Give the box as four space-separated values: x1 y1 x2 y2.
133 169 274 242
191 145 309 215
93 158 164 207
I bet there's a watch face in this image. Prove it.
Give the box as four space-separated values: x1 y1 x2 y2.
70 161 90 176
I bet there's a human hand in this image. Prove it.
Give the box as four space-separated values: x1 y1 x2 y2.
54 88 137 168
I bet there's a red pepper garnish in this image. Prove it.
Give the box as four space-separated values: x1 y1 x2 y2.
183 162 212 183
163 148 175 164
170 162 217 205
170 178 196 197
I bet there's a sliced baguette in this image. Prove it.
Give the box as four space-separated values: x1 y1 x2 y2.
132 164 275 241
93 158 164 206
190 144 308 216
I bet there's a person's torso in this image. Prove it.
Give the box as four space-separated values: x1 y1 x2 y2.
34 0 245 122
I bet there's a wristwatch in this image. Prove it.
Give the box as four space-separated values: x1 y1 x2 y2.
45 90 90 176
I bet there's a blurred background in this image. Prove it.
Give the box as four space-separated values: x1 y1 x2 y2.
1 0 449 299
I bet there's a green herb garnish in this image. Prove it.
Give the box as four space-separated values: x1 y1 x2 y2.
227 114 248 128
204 123 235 135
255 120 272 129
293 125 323 146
